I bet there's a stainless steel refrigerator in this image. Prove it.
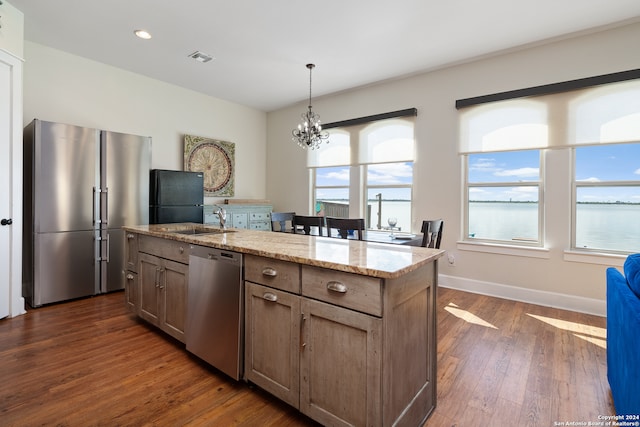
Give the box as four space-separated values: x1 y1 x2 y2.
23 119 151 307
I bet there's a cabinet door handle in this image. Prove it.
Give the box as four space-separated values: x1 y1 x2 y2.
262 267 277 277
262 292 277 302
155 267 161 288
179 246 184 254
327 281 347 293
158 268 165 289
126 273 134 280
300 313 307 351
126 233 135 239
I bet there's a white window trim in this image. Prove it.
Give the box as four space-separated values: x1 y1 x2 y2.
457 240 550 258
463 151 544 247
571 144 640 254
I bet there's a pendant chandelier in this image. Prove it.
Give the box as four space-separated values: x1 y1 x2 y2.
292 63 329 150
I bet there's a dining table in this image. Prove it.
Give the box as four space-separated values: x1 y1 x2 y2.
295 226 423 246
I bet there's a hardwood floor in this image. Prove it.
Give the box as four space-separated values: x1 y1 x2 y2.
0 287 614 426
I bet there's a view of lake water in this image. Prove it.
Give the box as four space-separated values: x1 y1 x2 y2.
469 202 640 252
323 200 640 252
368 200 412 232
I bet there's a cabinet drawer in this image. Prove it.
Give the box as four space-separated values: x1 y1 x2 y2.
233 213 248 229
138 235 189 264
251 212 271 221
250 221 271 230
301 266 382 317
245 254 300 294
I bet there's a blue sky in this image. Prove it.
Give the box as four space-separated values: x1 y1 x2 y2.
315 163 413 200
468 144 640 203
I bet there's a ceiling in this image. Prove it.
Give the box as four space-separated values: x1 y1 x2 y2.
9 0 640 112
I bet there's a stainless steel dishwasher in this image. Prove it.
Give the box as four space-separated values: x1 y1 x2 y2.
186 245 243 380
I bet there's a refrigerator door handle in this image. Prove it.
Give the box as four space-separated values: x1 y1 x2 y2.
104 233 110 263
103 187 109 225
93 186 101 225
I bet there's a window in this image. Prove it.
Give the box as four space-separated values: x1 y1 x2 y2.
466 150 541 244
459 73 640 253
309 115 415 231
362 121 414 231
460 98 545 246
574 143 640 253
309 130 350 217
367 165 413 231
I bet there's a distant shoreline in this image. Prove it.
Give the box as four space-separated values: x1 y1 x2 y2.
469 200 640 205
324 199 640 205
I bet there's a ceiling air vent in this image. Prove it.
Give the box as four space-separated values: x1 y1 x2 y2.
188 51 214 63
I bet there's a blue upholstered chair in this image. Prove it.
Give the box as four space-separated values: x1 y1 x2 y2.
606 253 640 415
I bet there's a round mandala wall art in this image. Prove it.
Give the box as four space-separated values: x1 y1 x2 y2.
184 135 235 196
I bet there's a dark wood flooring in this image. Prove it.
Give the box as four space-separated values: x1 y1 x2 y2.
0 287 615 426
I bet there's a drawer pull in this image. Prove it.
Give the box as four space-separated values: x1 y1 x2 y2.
327 281 347 293
263 292 278 302
126 273 134 280
126 233 135 239
262 267 277 277
179 246 185 254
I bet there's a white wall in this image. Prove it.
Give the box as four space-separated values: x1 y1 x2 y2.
22 42 268 203
0 1 24 57
266 22 640 315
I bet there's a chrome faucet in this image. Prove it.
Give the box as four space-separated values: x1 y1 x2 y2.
213 206 227 230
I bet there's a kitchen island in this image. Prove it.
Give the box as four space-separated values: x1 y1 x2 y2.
122 223 444 427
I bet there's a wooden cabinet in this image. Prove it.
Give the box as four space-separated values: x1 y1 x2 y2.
124 232 139 271
121 229 438 426
124 271 139 314
300 297 382 427
244 254 434 426
299 266 382 426
245 282 301 408
124 233 139 314
128 234 188 342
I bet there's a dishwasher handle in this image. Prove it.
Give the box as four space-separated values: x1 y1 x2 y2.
190 245 242 266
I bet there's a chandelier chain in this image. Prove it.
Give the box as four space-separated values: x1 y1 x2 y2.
308 64 313 108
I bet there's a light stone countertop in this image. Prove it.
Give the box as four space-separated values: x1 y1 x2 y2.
123 223 444 279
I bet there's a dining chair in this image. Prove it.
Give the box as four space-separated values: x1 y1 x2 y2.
292 215 325 236
326 217 365 240
271 212 295 232
420 219 444 249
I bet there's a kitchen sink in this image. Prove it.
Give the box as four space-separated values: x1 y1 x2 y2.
168 227 235 235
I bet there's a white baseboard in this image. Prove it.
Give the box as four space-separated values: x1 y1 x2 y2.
438 274 606 317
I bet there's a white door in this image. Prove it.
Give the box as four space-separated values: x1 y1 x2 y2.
0 57 12 318
0 49 24 319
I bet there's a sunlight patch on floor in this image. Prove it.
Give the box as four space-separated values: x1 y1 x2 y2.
527 313 607 349
444 303 498 329
572 333 607 349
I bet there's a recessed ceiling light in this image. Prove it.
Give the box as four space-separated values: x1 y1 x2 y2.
188 51 214 63
134 30 152 40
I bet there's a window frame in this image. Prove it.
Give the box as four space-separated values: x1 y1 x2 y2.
309 117 415 231
571 143 640 254
463 150 544 247
364 161 414 231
